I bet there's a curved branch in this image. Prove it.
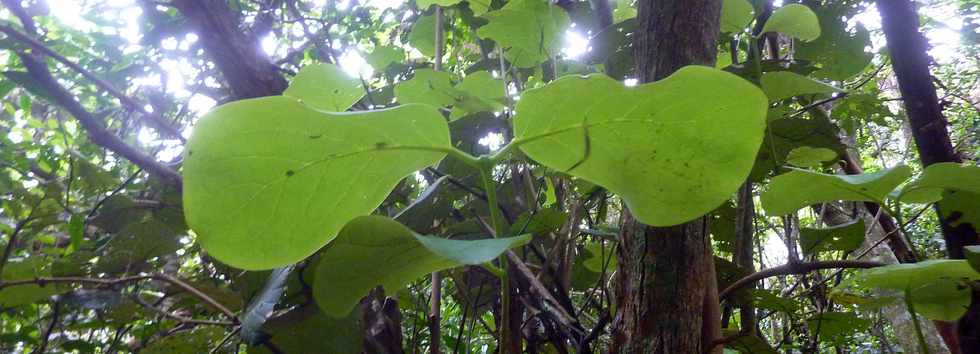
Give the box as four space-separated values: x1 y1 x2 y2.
718 260 886 300
0 24 185 141
0 273 237 323
1 0 182 186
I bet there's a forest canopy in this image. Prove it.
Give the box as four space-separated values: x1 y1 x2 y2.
0 0 978 353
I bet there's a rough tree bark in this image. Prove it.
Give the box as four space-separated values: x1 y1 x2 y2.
610 2 722 352
876 0 980 350
171 0 288 99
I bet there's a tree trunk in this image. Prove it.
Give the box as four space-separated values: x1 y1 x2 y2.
875 0 980 350
734 183 757 334
172 0 288 99
610 3 722 352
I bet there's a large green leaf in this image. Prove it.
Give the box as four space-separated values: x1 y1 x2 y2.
857 260 980 320
899 162 980 203
760 71 841 101
799 220 865 255
512 66 768 226
313 216 529 316
477 0 569 68
761 4 820 41
183 98 451 270
721 0 755 33
761 165 912 216
283 63 364 111
899 162 980 237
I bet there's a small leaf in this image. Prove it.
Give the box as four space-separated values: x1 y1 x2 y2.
477 0 569 68
761 3 820 41
394 69 460 108
582 241 617 273
799 219 864 255
748 289 799 313
66 214 85 254
612 0 636 23
966 245 980 273
796 6 872 80
760 71 841 101
416 0 463 10
721 0 754 33
183 97 451 270
785 146 838 168
806 312 870 344
284 63 364 111
453 70 506 115
365 45 405 71
240 266 294 345
313 216 528 316
761 165 912 216
721 329 778 354
250 305 363 353
142 327 226 354
409 14 438 57
513 66 768 226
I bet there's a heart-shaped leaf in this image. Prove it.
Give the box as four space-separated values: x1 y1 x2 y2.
394 69 460 108
761 3 820 41
477 0 569 68
856 260 980 321
760 71 841 101
512 66 768 226
313 216 529 317
785 146 838 168
283 63 364 111
761 165 911 216
183 97 451 270
721 0 755 33
799 219 865 255
898 162 980 203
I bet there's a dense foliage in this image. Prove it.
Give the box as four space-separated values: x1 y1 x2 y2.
0 0 978 353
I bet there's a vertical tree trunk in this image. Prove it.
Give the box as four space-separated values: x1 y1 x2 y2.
610 2 722 352
734 183 757 334
876 0 980 351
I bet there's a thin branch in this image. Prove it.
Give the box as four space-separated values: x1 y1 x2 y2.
131 294 235 326
718 260 886 300
0 273 238 323
33 300 61 354
0 24 185 141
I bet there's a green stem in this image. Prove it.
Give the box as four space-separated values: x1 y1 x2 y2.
905 286 931 354
479 161 512 352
